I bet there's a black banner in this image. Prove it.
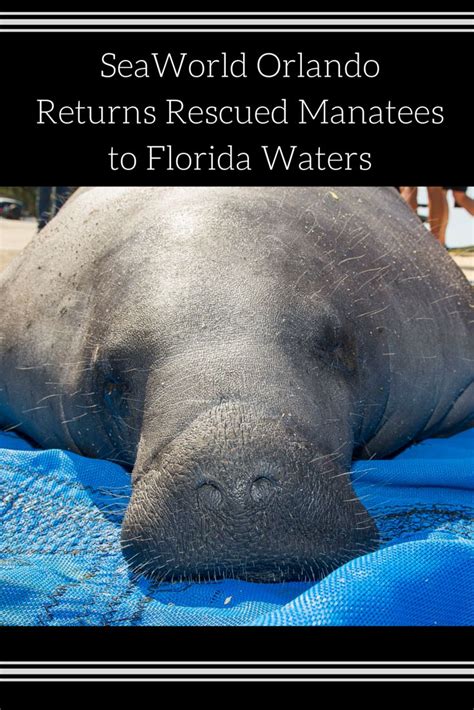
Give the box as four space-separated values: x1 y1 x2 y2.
0 627 472 662
0 682 472 706
1 30 471 185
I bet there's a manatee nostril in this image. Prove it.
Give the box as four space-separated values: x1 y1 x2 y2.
250 476 276 505
197 482 223 509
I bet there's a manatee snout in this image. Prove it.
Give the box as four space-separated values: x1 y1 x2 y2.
120 405 379 583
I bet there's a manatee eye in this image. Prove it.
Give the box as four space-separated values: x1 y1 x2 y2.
102 376 129 416
315 315 357 374
321 319 344 352
104 381 116 396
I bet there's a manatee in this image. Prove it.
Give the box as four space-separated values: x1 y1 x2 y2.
0 186 472 582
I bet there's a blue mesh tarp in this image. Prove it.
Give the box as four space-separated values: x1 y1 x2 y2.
0 428 472 625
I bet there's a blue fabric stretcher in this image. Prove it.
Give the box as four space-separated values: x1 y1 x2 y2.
0 428 472 626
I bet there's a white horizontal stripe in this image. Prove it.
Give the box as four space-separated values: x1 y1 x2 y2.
1 661 470 666
0 11 472 16
0 28 472 33
2 678 473 683
0 18 472 25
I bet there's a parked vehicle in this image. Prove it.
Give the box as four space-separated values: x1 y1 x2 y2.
0 197 24 220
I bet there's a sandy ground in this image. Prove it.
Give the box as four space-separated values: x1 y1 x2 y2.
1 216 473 281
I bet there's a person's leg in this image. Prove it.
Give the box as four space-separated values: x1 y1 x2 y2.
400 186 418 212
37 186 52 231
53 187 73 217
452 190 474 216
427 186 449 245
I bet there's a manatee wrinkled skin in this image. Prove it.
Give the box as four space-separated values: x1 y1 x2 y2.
1 187 473 582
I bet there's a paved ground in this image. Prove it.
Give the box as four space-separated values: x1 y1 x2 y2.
1 216 473 281
453 252 474 283
0 218 37 272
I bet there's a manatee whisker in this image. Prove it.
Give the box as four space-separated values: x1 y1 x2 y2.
3 421 24 432
61 413 89 424
37 393 62 403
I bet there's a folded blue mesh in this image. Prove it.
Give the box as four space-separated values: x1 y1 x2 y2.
0 428 472 626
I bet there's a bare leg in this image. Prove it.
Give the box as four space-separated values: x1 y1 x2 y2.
427 187 449 245
452 190 474 216
400 186 418 212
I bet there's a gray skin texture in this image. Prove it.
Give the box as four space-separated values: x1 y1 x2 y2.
1 186 473 583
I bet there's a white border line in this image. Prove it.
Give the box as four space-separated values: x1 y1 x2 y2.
1 678 472 682
1 28 472 33
1 661 471 666
0 11 472 15
0 18 472 24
